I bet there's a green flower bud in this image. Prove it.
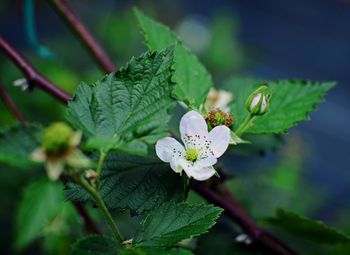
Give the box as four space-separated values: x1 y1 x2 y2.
246 85 272 116
43 122 74 156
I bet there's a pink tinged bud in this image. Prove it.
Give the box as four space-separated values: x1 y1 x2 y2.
246 85 271 116
250 93 262 111
260 95 267 113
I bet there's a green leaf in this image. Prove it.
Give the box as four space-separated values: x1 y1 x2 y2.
134 201 223 247
69 235 121 255
15 179 64 250
223 77 335 134
0 124 42 168
135 8 212 107
84 136 120 152
66 152 187 215
264 209 350 245
70 236 193 255
66 48 175 153
120 247 194 255
229 130 250 145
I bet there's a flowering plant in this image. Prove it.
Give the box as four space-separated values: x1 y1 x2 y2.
0 4 341 255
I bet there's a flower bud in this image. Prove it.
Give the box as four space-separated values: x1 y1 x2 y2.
245 85 271 116
43 122 74 156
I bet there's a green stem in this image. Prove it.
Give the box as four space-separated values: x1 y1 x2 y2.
78 175 124 242
235 114 255 137
96 150 106 189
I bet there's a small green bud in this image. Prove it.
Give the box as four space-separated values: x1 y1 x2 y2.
246 85 272 116
185 148 198 162
43 122 74 156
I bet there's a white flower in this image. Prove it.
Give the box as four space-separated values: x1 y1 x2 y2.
205 88 233 113
155 111 230 181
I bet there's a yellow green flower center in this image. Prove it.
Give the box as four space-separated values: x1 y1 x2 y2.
185 148 198 162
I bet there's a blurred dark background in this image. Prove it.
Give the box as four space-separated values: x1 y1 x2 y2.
1 0 350 254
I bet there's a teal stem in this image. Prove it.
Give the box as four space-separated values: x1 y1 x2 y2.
24 0 54 58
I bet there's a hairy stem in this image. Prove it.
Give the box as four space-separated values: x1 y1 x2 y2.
0 83 26 122
48 0 116 73
77 175 124 242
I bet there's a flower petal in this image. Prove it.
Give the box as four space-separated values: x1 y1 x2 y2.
155 137 185 163
180 111 208 143
215 90 233 111
46 161 64 181
197 156 217 168
66 149 92 169
191 166 216 181
170 158 183 173
31 148 46 162
208 125 230 157
70 131 82 147
178 158 216 181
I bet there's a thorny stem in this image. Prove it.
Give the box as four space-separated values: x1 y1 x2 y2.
77 175 124 242
96 150 107 190
235 114 254 137
48 0 116 73
0 83 26 122
0 7 298 254
0 37 72 103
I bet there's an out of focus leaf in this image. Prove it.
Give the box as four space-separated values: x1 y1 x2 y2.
0 124 42 168
15 179 64 250
265 209 350 245
202 12 247 73
196 223 260 255
226 135 319 218
135 8 212 107
229 134 284 156
120 247 194 255
69 235 121 255
69 235 193 255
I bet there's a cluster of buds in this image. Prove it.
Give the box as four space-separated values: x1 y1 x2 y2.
245 85 272 116
32 122 92 181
